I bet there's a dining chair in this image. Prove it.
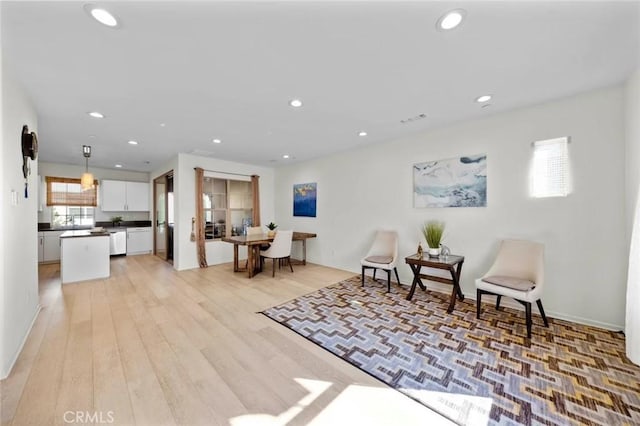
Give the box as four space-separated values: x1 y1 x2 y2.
361 230 400 292
475 239 549 338
260 230 294 277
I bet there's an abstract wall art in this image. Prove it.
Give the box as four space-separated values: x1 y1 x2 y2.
414 154 487 208
293 182 317 217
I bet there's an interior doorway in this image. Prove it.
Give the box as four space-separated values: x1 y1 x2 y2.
154 171 174 263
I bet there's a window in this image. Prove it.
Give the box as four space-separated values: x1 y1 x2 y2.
51 206 95 228
46 176 98 206
46 176 98 227
202 176 253 239
530 137 571 198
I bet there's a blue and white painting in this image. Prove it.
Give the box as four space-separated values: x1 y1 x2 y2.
414 154 487 208
293 182 317 217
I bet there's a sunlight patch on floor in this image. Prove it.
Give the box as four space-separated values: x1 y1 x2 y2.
230 378 456 426
402 388 492 426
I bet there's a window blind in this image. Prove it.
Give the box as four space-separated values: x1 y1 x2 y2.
531 137 571 198
46 176 98 206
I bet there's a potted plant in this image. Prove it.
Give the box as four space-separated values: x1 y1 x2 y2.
422 220 445 257
266 221 278 238
111 215 123 227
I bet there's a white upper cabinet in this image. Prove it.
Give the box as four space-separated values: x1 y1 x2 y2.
101 180 149 212
125 182 150 211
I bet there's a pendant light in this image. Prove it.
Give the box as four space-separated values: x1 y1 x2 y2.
81 145 94 190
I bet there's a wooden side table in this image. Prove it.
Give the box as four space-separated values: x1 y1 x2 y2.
404 253 465 313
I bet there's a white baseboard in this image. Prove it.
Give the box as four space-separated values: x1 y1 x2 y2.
1 304 42 380
408 281 624 331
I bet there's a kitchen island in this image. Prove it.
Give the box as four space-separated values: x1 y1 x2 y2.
60 230 110 284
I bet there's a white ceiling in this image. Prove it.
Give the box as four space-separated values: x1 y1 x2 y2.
2 1 639 172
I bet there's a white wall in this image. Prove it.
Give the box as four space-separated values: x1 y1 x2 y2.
625 68 640 364
275 86 627 330
626 69 640 239
169 153 275 271
38 162 150 224
1 67 39 378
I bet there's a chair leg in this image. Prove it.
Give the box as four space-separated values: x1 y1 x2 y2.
537 299 549 327
361 266 365 286
373 269 377 281
496 295 502 310
525 302 532 338
476 290 482 319
394 267 401 285
272 258 276 277
386 270 391 293
288 257 294 273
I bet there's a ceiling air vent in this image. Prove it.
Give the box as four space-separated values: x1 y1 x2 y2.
400 113 427 124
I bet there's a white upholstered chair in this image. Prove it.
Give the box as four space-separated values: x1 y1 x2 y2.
361 230 400 292
260 230 293 277
475 239 549 338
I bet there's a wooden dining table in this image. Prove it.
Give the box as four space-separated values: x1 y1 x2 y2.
222 231 316 278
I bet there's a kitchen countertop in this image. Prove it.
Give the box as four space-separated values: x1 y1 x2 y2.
60 230 109 238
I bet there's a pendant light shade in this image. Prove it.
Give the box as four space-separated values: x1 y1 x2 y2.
81 145 94 190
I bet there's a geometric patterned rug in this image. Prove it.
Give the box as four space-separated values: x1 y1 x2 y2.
261 276 640 426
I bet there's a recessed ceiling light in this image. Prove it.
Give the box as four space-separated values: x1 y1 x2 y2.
475 95 492 103
128 140 138 145
282 154 290 159
85 5 119 28
437 9 466 31
115 164 123 168
88 111 104 119
159 123 166 127
212 139 222 144
289 99 303 108
358 131 368 137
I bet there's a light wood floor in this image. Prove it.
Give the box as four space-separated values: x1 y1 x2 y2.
1 255 451 426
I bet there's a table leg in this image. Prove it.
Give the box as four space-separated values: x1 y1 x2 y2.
302 239 307 265
447 262 465 313
233 244 239 272
406 264 424 301
248 245 255 278
454 261 465 300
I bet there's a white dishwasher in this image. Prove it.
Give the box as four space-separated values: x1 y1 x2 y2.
126 227 152 255
109 229 127 256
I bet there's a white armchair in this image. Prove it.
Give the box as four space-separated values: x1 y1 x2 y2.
475 239 549 338
361 230 400 292
260 230 293 277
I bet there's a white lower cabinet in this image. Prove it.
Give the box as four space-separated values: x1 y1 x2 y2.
38 233 44 262
39 230 64 263
61 235 110 284
126 227 152 255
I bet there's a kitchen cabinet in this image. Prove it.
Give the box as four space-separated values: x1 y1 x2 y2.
101 180 149 212
126 227 152 255
60 231 110 283
39 230 64 263
37 232 44 262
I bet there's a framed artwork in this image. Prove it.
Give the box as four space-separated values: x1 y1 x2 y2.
293 182 317 217
414 154 487 208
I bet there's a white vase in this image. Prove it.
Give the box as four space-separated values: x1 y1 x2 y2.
427 247 441 257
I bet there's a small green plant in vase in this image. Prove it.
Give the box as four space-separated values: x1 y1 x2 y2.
422 220 445 257
266 221 277 237
111 216 123 227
